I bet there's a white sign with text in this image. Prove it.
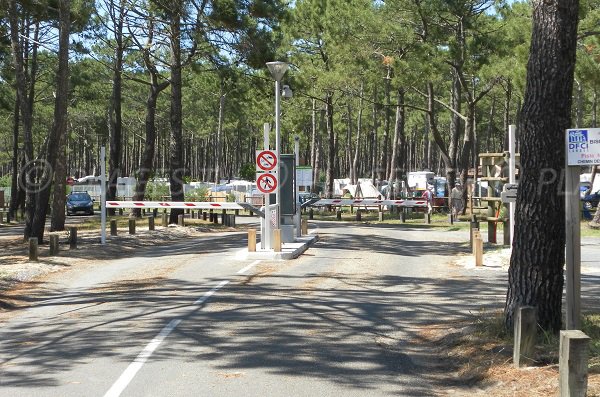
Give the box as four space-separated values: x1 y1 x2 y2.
567 128 600 166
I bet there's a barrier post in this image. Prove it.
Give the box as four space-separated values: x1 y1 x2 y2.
148 216 155 231
69 227 78 249
356 209 362 221
129 219 136 234
273 229 281 252
309 208 314 220
248 229 256 252
514 306 537 368
178 214 184 226
559 330 590 397
29 237 38 261
49 233 59 256
162 213 168 227
336 210 342 221
301 219 308 235
110 219 118 236
378 212 384 222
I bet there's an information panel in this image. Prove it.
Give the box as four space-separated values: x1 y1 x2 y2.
567 128 600 166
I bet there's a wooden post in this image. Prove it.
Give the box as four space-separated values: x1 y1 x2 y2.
309 208 314 220
148 216 155 231
488 221 497 244
336 210 342 221
356 209 362 221
69 227 77 249
110 219 118 236
118 208 124 216
0 211 3 223
29 237 38 261
559 330 590 397
273 229 281 252
470 217 480 247
472 230 483 266
49 234 59 256
378 212 384 222
178 214 184 226
203 211 207 221
513 306 537 368
424 212 431 224
213 213 219 224
162 213 168 227
301 219 308 235
503 218 511 246
248 229 256 252
221 209 227 224
129 219 136 234
401 209 406 223
448 213 454 225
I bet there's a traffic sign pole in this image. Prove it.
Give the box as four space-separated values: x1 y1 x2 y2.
263 123 271 250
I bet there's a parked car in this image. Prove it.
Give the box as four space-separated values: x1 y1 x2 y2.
66 192 94 215
582 190 600 210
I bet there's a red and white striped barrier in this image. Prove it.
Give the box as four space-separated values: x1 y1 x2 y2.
106 201 244 210
312 199 427 207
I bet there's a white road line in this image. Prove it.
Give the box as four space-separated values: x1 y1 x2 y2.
237 260 261 274
104 318 182 397
193 280 230 305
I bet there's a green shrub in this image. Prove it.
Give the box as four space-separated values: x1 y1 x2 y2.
186 186 209 201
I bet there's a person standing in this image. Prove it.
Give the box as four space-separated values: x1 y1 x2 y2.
422 185 434 214
450 184 463 217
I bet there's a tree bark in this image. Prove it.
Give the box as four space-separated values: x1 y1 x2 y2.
387 88 405 198
505 0 579 332
107 0 125 216
351 81 364 185
31 0 70 242
324 92 335 198
168 1 185 224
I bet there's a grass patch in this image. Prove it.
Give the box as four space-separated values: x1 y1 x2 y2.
429 310 600 396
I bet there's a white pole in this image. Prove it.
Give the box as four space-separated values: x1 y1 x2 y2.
294 135 301 237
263 123 271 250
274 79 281 232
565 164 581 330
509 124 516 245
100 146 107 245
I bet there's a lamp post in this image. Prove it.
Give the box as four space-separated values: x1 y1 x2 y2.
266 61 288 233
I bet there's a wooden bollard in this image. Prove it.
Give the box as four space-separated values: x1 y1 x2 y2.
248 229 256 252
162 213 168 227
448 213 454 225
378 212 384 222
49 234 59 256
213 214 219 224
504 219 511 246
273 229 281 252
69 227 77 249
221 209 227 224
336 210 342 221
514 306 537 368
118 208 124 216
110 219 118 236
473 231 483 266
309 208 314 220
559 330 590 397
400 210 406 223
356 210 362 221
29 237 38 261
0 212 3 223
148 216 155 231
470 216 480 247
128 219 136 234
178 214 184 226
301 219 308 235
202 212 207 221
424 212 431 224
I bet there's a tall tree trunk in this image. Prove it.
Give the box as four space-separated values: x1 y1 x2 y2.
351 81 364 184
310 98 320 192
379 75 391 181
371 89 378 184
168 2 185 223
214 83 225 184
31 0 70 241
505 0 579 332
387 88 405 198
9 96 20 220
132 79 169 217
324 92 335 198
107 0 125 215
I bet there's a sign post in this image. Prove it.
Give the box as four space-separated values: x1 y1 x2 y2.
261 123 272 250
565 128 600 329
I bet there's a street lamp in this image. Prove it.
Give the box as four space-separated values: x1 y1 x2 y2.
266 61 289 233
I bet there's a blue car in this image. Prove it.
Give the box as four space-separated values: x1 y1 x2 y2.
66 192 94 215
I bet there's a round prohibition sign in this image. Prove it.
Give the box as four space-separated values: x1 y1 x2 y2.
257 173 277 194
256 150 277 171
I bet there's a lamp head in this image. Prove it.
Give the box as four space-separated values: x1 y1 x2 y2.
266 61 289 81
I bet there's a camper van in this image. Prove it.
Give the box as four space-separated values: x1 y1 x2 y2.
407 171 435 192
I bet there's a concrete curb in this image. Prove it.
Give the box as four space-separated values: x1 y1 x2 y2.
235 233 319 260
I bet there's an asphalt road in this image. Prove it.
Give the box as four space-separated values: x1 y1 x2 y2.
0 221 598 396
